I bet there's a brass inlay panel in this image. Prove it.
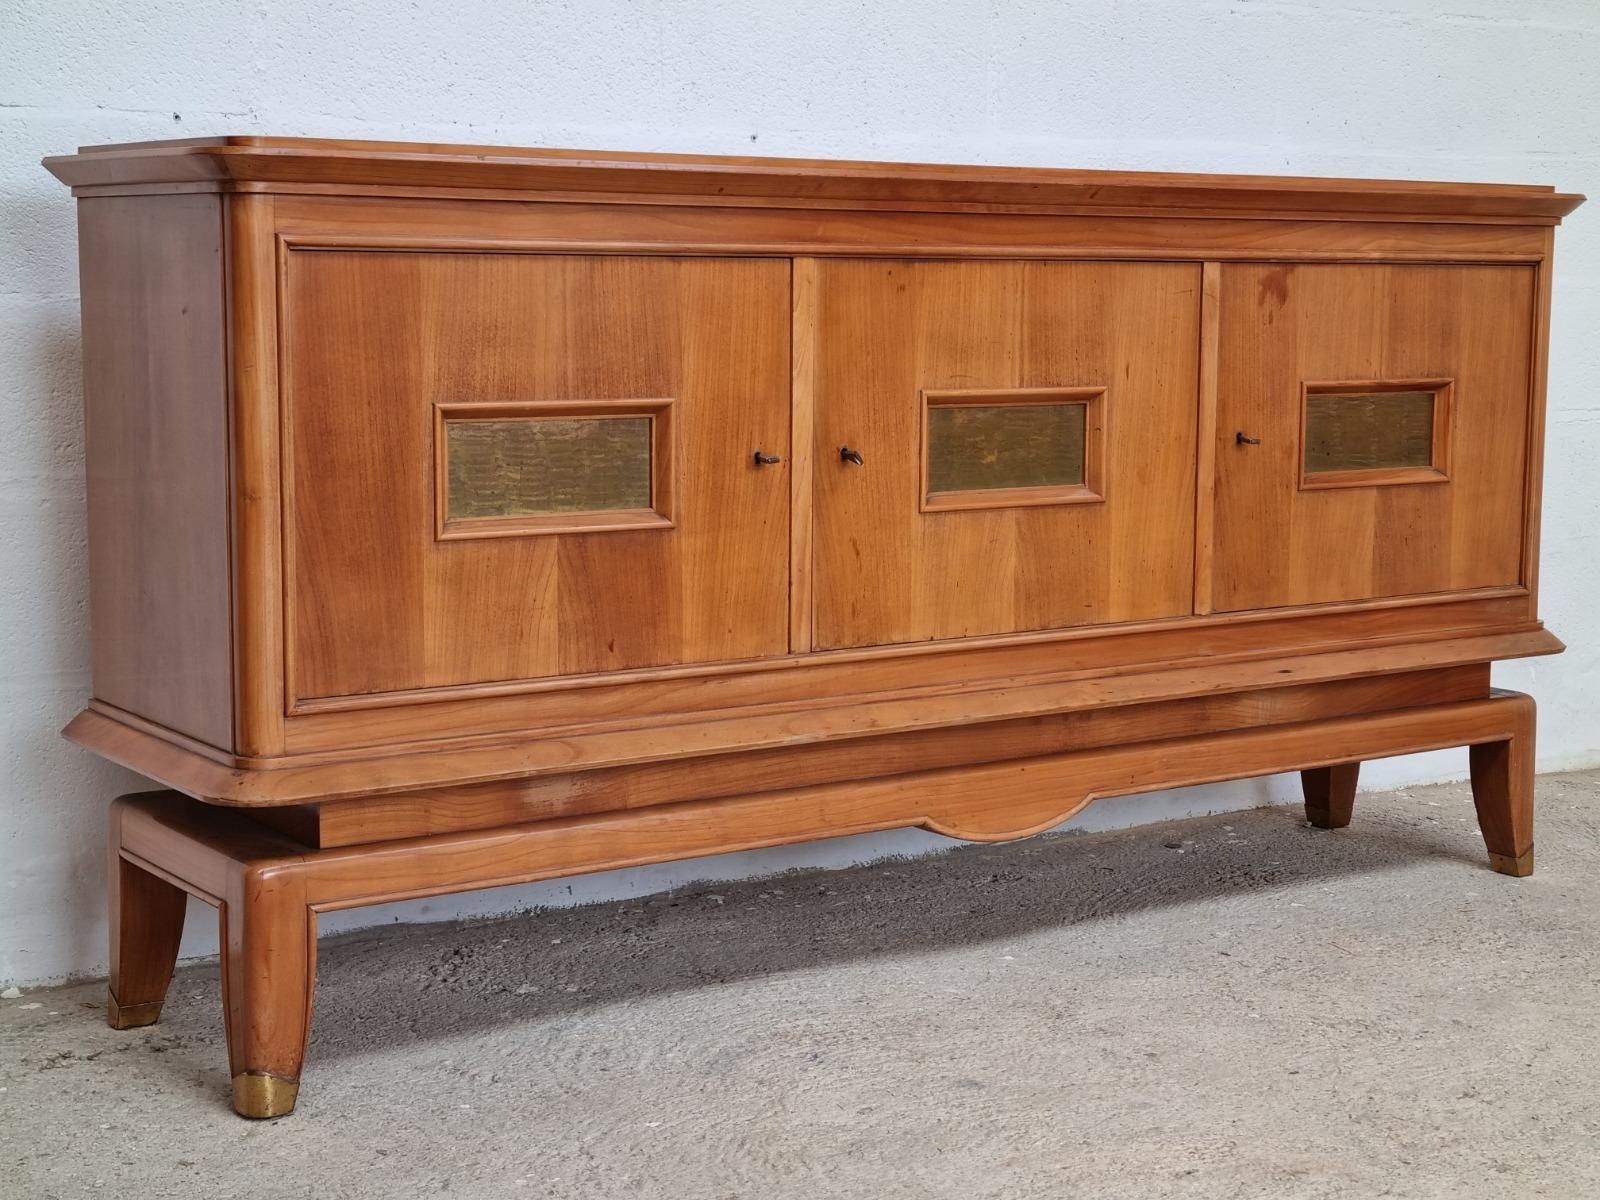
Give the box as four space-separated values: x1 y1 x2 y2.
926 402 1087 495
1304 391 1435 474
446 415 652 519
433 398 674 538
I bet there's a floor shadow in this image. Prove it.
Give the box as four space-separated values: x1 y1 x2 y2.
140 791 1496 1070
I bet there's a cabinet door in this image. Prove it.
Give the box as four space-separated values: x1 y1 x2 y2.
811 259 1201 650
286 253 791 701
1210 264 1534 612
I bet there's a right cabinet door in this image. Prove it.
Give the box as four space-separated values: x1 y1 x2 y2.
1211 263 1535 612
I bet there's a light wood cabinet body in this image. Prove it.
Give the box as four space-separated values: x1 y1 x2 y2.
45 138 1581 1117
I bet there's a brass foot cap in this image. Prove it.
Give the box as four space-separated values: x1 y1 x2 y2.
232 1072 300 1119
106 990 162 1030
1489 847 1534 878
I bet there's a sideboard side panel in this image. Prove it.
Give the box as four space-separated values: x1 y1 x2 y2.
77 194 234 750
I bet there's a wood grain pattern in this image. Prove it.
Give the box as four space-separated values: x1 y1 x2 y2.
812 258 1200 648
282 251 790 698
228 194 288 758
277 692 1534 886
43 137 1584 224
789 257 817 653
76 194 234 749
267 196 1555 263
1520 229 1557 603
262 665 1488 848
1193 261 1223 616
1211 263 1536 611
278 589 1543 748
66 629 1555 806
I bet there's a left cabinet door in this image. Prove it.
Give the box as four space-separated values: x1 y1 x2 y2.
285 252 792 702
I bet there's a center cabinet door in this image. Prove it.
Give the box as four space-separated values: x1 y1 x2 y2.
810 259 1202 650
286 253 791 701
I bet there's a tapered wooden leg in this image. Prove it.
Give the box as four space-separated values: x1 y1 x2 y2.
1301 762 1360 829
1469 694 1536 877
107 797 188 1029
221 864 316 1118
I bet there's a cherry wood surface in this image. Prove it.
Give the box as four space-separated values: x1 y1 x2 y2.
45 137 1584 225
106 801 188 1031
226 195 289 759
283 251 790 697
65 628 1556 807
263 194 1557 264
1470 695 1539 877
1210 263 1535 612
254 665 1488 848
76 194 234 750
811 258 1199 648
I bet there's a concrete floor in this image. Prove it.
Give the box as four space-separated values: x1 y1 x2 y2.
4 771 1600 1199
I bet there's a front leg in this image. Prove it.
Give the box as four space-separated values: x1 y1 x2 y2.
221 863 316 1118
1469 693 1537 877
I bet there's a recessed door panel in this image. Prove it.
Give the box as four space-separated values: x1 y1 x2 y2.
286 252 791 700
811 259 1202 650
1211 264 1533 612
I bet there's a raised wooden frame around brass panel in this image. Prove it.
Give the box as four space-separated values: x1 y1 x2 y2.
918 386 1107 513
1297 378 1454 492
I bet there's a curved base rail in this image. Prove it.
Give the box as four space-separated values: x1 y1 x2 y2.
105 689 1536 1117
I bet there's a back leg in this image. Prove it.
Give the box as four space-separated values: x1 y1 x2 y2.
107 797 188 1029
1301 762 1360 830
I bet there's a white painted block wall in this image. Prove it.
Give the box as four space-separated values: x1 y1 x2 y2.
2 0 1597 986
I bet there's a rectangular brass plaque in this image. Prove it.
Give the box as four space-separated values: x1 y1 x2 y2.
445 416 652 519
927 403 1087 495
1304 391 1435 475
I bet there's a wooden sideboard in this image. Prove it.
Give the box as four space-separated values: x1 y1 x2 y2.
44 137 1582 1118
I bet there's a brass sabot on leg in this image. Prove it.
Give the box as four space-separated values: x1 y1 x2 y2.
1489 847 1535 878
106 989 162 1030
231 1072 301 1119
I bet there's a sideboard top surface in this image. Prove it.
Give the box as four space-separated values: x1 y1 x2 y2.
42 135 1585 224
